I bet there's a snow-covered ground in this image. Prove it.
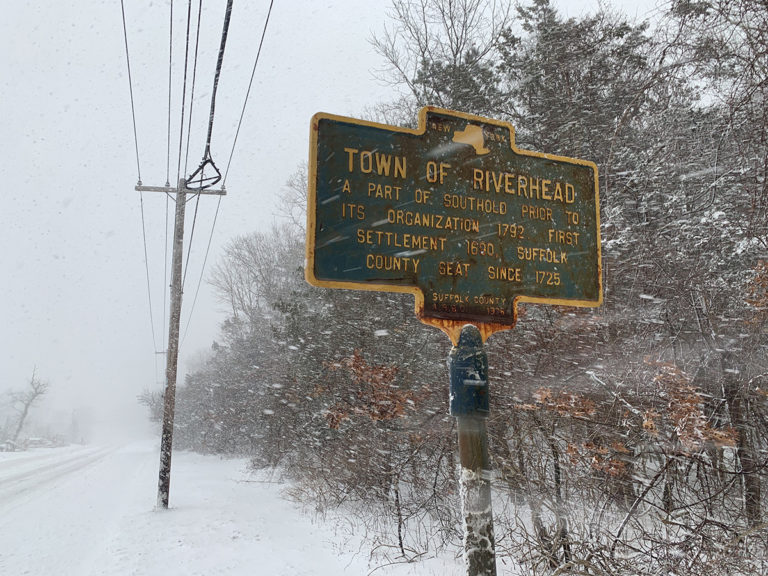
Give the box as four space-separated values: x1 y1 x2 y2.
0 442 463 575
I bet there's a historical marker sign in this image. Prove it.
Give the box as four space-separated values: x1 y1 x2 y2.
306 107 602 339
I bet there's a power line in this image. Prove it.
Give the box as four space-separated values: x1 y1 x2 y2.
223 0 275 186
122 0 161 357
186 0 234 190
128 0 246 354
166 0 174 187
183 0 276 342
175 0 194 187
180 0 203 294
163 0 175 349
182 0 232 316
181 194 223 346
120 0 142 185
161 0 194 359
182 192 201 290
183 0 204 178
204 0 233 154
139 192 160 354
163 193 170 352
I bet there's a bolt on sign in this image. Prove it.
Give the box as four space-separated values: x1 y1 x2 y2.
306 107 602 342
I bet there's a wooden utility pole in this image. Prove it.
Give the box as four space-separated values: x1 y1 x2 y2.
137 179 225 509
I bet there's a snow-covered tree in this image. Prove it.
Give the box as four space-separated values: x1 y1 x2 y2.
158 0 768 571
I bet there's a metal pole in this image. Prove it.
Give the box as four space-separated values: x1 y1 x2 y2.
449 325 496 576
157 178 187 509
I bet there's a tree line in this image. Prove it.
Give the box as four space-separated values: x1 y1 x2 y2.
142 1 768 573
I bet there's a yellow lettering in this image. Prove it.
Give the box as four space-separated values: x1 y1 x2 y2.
473 170 517 194
516 247 568 264
548 229 580 246
375 153 391 176
365 254 420 273
529 177 540 198
360 151 373 173
521 205 552 221
566 183 575 203
541 179 551 200
342 202 365 220
473 168 484 191
552 182 563 202
426 161 450 184
488 266 521 282
491 171 502 193
368 182 401 200
439 261 471 276
344 148 358 172
394 156 407 179
344 147 407 178
505 173 515 194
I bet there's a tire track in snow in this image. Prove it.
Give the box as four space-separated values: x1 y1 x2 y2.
0 445 105 477
0 445 117 513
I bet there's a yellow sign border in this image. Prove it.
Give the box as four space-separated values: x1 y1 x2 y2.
306 106 602 344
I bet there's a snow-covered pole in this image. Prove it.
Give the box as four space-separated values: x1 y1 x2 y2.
449 325 496 576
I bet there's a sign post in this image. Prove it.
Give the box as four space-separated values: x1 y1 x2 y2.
306 107 601 575
450 324 495 574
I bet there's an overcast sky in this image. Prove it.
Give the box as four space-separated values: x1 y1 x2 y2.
0 0 663 441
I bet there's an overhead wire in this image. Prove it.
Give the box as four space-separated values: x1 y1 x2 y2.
181 195 222 346
205 0 235 156
166 1 174 188
180 0 232 316
180 0 236 338
139 194 160 357
183 0 204 178
182 0 205 292
185 0 234 190
223 0 275 186
121 0 163 366
175 0 194 188
127 0 275 351
162 0 176 355
163 192 169 353
183 193 202 290
182 0 274 343
182 0 231 289
157 0 195 360
181 0 235 331
120 0 142 185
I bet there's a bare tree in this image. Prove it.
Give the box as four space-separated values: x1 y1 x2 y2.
11 368 50 444
370 0 511 117
137 388 164 423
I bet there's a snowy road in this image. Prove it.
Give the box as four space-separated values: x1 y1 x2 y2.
0 443 460 576
0 444 159 575
0 445 119 512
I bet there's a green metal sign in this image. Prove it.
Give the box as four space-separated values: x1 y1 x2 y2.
306 107 601 339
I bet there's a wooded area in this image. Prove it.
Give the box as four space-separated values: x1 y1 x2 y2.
141 1 768 573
